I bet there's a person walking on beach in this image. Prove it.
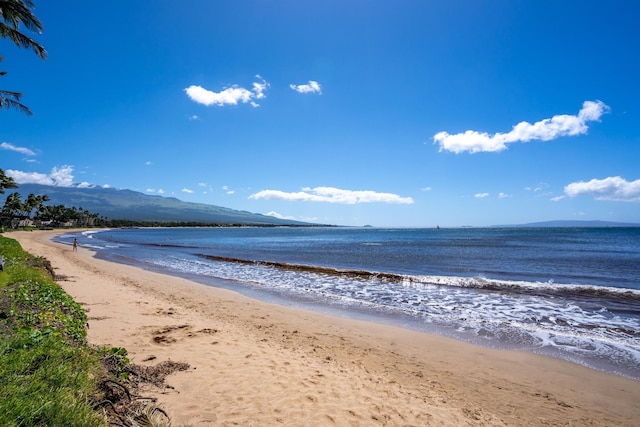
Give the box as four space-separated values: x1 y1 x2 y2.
73 238 78 251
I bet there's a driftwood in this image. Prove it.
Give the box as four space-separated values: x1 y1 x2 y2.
96 352 189 426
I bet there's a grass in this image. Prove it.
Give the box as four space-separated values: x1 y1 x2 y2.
0 235 106 426
0 234 188 427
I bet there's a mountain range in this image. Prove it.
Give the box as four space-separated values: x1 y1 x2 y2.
3 184 636 228
493 220 640 228
2 184 318 226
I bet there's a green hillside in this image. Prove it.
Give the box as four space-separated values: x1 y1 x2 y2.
2 184 318 226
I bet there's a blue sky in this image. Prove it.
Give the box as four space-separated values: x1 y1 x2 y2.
1 0 639 227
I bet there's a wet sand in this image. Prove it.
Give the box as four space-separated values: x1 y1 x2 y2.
8 230 640 426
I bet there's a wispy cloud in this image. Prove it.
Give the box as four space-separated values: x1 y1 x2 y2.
265 211 296 220
434 100 609 154
250 186 414 204
197 182 214 194
265 211 319 222
7 165 75 186
185 75 269 108
475 193 490 198
526 182 554 199
1 142 36 156
289 80 322 94
525 182 549 193
564 176 640 202
182 188 194 194
252 76 269 101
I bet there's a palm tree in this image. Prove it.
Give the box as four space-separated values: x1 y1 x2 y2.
1 58 32 113
23 192 48 219
0 0 46 114
1 191 23 227
0 168 18 194
0 0 46 59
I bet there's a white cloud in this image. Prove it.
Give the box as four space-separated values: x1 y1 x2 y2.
1 142 36 156
420 187 432 192
550 196 565 202
182 188 194 194
526 182 554 198
265 211 296 220
498 192 511 198
475 193 490 198
7 165 75 186
564 176 640 202
252 75 268 99
197 182 213 194
249 186 414 204
265 211 318 222
434 100 610 154
525 182 549 193
185 75 269 108
289 80 322 94
185 85 251 106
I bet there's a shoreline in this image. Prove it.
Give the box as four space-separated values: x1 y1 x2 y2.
8 230 640 426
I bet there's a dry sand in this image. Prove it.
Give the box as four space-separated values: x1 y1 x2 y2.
8 230 640 426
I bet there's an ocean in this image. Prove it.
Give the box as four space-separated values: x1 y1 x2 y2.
56 226 640 380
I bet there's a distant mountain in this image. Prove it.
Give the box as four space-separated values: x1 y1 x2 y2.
493 220 640 228
2 184 319 226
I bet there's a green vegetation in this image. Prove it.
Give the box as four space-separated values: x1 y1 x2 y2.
0 234 188 426
1 169 107 230
0 169 18 195
0 236 106 426
0 191 105 230
0 0 47 115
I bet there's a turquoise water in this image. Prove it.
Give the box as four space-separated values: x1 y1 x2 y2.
58 227 640 379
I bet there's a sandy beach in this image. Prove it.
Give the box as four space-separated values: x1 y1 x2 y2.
8 230 639 426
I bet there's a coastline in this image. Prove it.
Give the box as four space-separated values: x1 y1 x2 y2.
8 230 640 426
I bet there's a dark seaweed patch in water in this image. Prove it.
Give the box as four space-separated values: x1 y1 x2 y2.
198 254 404 282
442 277 640 304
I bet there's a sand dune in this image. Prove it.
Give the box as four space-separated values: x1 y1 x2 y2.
9 230 639 426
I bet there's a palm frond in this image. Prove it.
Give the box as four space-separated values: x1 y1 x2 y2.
0 0 43 33
0 89 32 115
0 0 46 58
0 23 46 58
